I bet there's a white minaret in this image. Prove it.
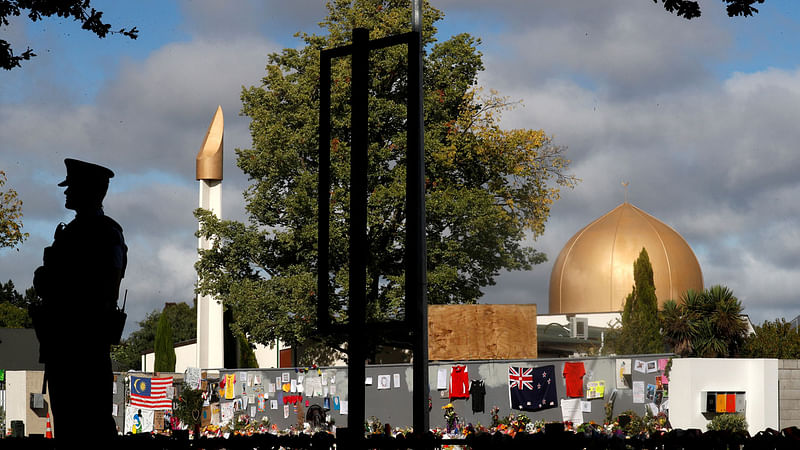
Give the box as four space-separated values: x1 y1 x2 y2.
196 106 225 369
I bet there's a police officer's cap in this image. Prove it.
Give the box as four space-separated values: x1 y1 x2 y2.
58 158 115 187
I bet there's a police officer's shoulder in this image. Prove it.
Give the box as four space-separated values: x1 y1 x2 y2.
99 215 125 244
101 215 124 234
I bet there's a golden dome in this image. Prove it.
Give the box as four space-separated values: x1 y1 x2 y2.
549 202 703 314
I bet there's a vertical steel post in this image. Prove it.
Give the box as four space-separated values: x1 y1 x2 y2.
408 0 430 434
318 53 331 335
348 27 370 446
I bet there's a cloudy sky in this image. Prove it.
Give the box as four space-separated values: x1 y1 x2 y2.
2 0 800 335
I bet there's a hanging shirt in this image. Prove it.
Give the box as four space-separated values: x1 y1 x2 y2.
563 362 586 398
449 365 470 399
470 380 486 413
225 373 236 400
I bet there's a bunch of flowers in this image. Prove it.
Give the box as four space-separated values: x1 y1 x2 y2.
442 403 459 433
489 406 500 428
575 421 600 435
201 424 223 438
513 413 530 433
494 413 532 436
526 419 546 433
366 416 383 434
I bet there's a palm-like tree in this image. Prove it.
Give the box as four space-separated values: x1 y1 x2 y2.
660 285 748 357
660 298 695 357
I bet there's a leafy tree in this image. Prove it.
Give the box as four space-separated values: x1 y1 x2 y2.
0 302 30 327
154 308 176 372
237 333 259 369
655 0 764 20
0 171 28 249
742 318 800 359
0 280 32 327
659 290 697 356
195 0 577 355
614 248 664 354
0 279 23 305
0 0 138 70
660 285 748 357
111 301 195 371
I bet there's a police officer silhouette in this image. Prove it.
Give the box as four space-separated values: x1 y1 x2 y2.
33 158 127 443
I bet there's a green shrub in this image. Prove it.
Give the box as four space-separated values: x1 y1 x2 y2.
707 413 748 433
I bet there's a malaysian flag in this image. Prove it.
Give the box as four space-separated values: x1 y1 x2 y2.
130 376 173 410
509 365 558 412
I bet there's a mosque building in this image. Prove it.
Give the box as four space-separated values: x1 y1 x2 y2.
549 201 704 314
538 201 704 356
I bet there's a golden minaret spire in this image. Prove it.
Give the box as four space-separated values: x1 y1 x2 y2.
196 105 224 181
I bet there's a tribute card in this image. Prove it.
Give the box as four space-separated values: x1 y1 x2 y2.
437 368 448 390
560 398 583 425
615 359 632 389
633 381 645 403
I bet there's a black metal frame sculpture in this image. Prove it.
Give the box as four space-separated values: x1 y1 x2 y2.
317 26 429 445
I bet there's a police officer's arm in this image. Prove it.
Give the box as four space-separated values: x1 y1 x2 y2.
100 235 126 306
99 268 124 304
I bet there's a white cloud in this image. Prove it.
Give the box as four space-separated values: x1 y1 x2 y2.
474 3 800 324
6 0 800 334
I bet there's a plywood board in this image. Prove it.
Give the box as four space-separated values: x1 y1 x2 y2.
428 304 537 360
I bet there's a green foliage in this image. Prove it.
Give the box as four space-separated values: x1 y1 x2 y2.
0 302 31 328
0 280 33 328
0 0 138 70
195 0 576 355
615 248 663 354
173 387 204 428
112 302 195 371
616 409 666 435
0 171 28 249
237 332 259 368
742 318 800 358
707 413 748 433
655 0 764 20
154 309 176 372
660 285 748 357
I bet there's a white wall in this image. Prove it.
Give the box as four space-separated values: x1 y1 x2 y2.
670 358 778 433
142 342 198 373
5 371 50 436
253 341 281 369
6 371 26 429
142 341 284 372
538 312 621 328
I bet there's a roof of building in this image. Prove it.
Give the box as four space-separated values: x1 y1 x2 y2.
0 328 44 371
549 202 704 314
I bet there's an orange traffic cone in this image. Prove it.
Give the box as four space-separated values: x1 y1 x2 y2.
45 413 53 439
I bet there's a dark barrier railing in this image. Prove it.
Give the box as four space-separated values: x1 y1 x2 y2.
4 428 800 450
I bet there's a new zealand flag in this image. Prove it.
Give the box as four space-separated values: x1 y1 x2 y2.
509 365 558 411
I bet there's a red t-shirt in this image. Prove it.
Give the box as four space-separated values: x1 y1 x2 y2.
563 362 586 398
450 365 469 399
